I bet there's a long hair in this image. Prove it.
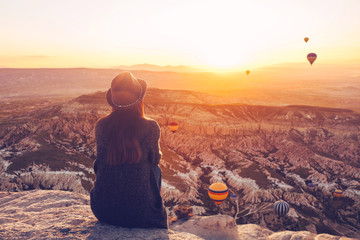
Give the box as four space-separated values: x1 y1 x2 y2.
105 101 144 165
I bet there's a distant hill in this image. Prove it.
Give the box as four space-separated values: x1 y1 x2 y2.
1 67 359 112
113 63 199 72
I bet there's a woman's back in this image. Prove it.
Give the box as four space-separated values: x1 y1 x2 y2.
90 72 167 228
91 116 167 228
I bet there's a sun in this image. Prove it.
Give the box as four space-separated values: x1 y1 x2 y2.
191 27 254 72
197 47 249 72
203 52 245 69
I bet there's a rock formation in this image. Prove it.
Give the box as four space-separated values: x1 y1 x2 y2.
1 90 360 238
0 190 356 240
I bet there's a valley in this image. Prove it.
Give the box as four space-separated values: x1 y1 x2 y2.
1 89 359 237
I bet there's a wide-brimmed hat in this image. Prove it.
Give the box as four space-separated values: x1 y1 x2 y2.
106 72 147 108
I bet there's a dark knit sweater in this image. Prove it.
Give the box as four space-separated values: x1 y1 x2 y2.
90 116 168 228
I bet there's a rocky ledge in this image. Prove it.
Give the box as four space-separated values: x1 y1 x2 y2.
0 190 356 240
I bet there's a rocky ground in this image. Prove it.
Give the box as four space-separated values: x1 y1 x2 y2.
0 190 357 240
1 89 360 237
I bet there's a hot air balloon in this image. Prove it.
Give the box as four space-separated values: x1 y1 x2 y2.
304 37 309 43
307 53 317 66
334 189 343 198
307 182 315 188
274 200 290 217
306 180 315 188
230 194 238 202
208 182 229 206
168 122 179 133
246 70 250 75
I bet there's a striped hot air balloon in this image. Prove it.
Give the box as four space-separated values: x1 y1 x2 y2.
208 182 229 205
168 122 179 133
334 189 343 197
304 37 309 43
274 200 290 217
307 53 317 66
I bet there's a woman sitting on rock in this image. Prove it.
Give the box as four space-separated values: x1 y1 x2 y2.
90 72 168 228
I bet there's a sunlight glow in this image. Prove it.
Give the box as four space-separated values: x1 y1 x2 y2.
0 0 360 69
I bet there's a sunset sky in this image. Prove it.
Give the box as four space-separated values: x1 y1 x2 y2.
1 0 360 71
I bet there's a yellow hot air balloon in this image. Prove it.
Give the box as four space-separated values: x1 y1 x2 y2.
208 182 229 205
333 189 343 198
246 70 250 75
168 122 179 133
304 37 309 43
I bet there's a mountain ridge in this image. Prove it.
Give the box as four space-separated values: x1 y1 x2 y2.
1 68 359 112
112 63 198 72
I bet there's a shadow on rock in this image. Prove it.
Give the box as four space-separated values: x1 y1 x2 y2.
86 221 170 240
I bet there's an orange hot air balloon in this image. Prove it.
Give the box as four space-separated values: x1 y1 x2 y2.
333 189 343 198
304 37 309 43
208 182 229 205
307 53 317 66
246 70 250 75
168 122 179 133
